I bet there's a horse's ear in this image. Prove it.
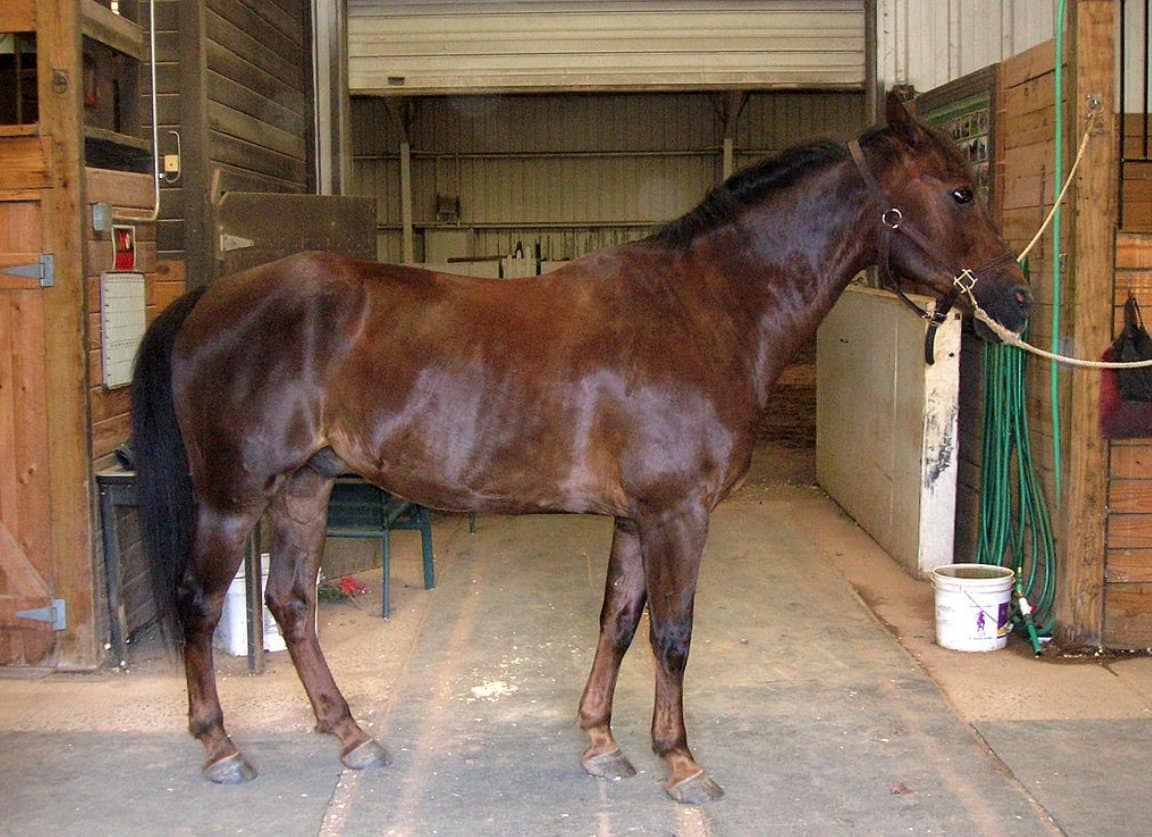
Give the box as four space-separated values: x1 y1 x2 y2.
884 90 929 146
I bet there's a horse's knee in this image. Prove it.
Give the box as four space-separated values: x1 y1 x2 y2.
265 581 313 640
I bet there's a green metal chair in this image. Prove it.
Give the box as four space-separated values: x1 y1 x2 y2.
325 480 435 617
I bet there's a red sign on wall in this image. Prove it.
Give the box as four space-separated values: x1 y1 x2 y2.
113 225 136 271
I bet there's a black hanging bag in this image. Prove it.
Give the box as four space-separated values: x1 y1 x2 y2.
1113 294 1152 402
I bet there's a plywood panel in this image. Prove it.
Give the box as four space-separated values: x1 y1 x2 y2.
817 286 962 577
215 193 375 275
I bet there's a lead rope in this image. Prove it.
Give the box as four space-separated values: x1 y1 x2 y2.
969 301 1152 369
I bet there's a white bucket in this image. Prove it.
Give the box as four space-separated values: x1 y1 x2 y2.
931 563 1015 652
213 553 287 656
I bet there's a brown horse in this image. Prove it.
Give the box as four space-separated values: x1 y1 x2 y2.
131 93 1030 804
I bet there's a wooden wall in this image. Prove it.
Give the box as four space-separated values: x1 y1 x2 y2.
1121 114 1152 231
996 40 1063 508
202 0 312 195
150 0 313 278
1106 232 1152 647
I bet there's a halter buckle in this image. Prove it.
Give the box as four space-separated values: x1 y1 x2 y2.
882 208 903 229
953 268 978 295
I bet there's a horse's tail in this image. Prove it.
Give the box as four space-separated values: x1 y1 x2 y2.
130 285 208 649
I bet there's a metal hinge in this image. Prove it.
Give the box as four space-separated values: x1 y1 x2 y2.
2 253 55 287
219 233 254 253
16 599 67 631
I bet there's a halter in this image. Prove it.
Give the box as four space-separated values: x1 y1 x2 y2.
847 138 1017 362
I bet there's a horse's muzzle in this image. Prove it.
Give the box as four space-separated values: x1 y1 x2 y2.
973 282 1033 343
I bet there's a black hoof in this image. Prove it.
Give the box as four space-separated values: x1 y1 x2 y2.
203 752 257 784
666 771 725 804
341 738 392 770
581 749 637 780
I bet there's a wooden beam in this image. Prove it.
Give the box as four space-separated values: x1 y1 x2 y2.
80 0 145 60
0 0 35 31
36 0 98 667
1056 0 1116 646
179 0 211 285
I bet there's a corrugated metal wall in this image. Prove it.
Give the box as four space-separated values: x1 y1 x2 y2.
875 0 1054 95
351 91 865 264
348 0 865 95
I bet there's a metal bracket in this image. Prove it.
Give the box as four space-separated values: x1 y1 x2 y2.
16 599 67 631
2 253 55 287
219 233 254 253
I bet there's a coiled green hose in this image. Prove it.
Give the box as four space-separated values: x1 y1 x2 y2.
977 263 1058 650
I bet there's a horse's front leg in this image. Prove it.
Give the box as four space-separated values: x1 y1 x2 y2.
639 501 725 804
264 468 390 771
579 517 647 780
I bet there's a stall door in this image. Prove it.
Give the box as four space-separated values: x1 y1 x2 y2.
215 193 376 276
0 196 55 665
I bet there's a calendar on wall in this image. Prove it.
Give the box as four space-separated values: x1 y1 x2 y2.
922 91 993 207
914 66 998 213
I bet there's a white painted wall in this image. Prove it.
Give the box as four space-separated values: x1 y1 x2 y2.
816 287 963 577
874 0 1055 96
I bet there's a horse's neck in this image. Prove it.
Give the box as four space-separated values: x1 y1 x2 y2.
697 161 872 407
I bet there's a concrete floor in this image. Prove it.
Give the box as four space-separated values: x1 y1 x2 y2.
2 445 1151 835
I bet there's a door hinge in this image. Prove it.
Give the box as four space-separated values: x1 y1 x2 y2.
2 253 55 287
16 599 67 631
219 233 254 253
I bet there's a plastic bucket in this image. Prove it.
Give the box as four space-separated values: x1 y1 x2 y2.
931 563 1015 652
213 553 288 655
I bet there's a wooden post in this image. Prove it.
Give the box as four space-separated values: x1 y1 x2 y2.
400 140 414 264
37 0 98 666
1057 0 1116 645
179 0 211 285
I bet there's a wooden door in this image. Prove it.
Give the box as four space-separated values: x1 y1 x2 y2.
0 0 56 664
0 196 55 664
0 1 97 668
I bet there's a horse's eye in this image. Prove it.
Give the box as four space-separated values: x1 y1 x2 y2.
952 187 974 205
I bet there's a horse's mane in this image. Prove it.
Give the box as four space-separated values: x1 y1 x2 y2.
646 116 965 250
646 138 852 249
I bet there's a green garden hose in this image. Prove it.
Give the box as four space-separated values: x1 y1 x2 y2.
977 263 1058 652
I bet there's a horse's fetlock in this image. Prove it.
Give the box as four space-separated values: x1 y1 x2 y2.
189 714 223 739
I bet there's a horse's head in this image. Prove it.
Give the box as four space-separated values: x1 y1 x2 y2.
853 92 1032 341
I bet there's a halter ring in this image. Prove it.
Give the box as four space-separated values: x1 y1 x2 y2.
882 208 903 229
953 268 978 295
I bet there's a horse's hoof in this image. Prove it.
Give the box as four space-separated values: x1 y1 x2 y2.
581 749 637 780
666 770 725 804
341 738 392 770
203 752 257 784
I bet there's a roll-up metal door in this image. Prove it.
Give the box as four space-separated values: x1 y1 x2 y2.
348 0 865 95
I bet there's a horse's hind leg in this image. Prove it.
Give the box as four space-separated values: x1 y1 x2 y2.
578 517 647 780
180 504 262 783
264 467 390 771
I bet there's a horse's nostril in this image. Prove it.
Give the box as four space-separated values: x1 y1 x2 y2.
1013 285 1033 311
